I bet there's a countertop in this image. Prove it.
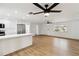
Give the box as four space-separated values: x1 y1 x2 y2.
0 33 33 39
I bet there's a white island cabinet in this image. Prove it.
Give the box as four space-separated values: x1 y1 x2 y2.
0 33 33 56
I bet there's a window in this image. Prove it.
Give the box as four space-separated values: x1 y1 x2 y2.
53 25 67 32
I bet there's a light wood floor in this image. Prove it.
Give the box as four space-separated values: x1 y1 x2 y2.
7 35 79 56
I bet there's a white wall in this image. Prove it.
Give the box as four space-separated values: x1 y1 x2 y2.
0 19 17 35
30 24 39 35
38 20 79 39
17 20 39 35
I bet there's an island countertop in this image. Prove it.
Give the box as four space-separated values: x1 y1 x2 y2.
0 33 33 40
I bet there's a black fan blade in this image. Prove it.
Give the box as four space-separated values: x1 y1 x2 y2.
33 3 45 10
32 11 44 15
50 10 62 13
48 3 59 10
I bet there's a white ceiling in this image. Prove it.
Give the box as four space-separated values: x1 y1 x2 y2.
0 3 79 23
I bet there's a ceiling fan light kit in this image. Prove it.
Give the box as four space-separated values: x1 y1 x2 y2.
44 13 49 17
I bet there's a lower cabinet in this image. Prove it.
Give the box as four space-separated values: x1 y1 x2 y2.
0 36 32 56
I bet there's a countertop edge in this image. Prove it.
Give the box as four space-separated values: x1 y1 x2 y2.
0 33 33 40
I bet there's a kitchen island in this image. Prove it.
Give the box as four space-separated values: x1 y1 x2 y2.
0 33 33 56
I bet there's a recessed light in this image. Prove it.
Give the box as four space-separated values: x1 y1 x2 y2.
14 10 18 14
22 16 26 19
7 13 10 17
26 14 30 17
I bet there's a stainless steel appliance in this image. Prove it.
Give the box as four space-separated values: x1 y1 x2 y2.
0 24 5 36
17 24 26 34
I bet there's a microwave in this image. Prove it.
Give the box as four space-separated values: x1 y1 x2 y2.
0 24 5 28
